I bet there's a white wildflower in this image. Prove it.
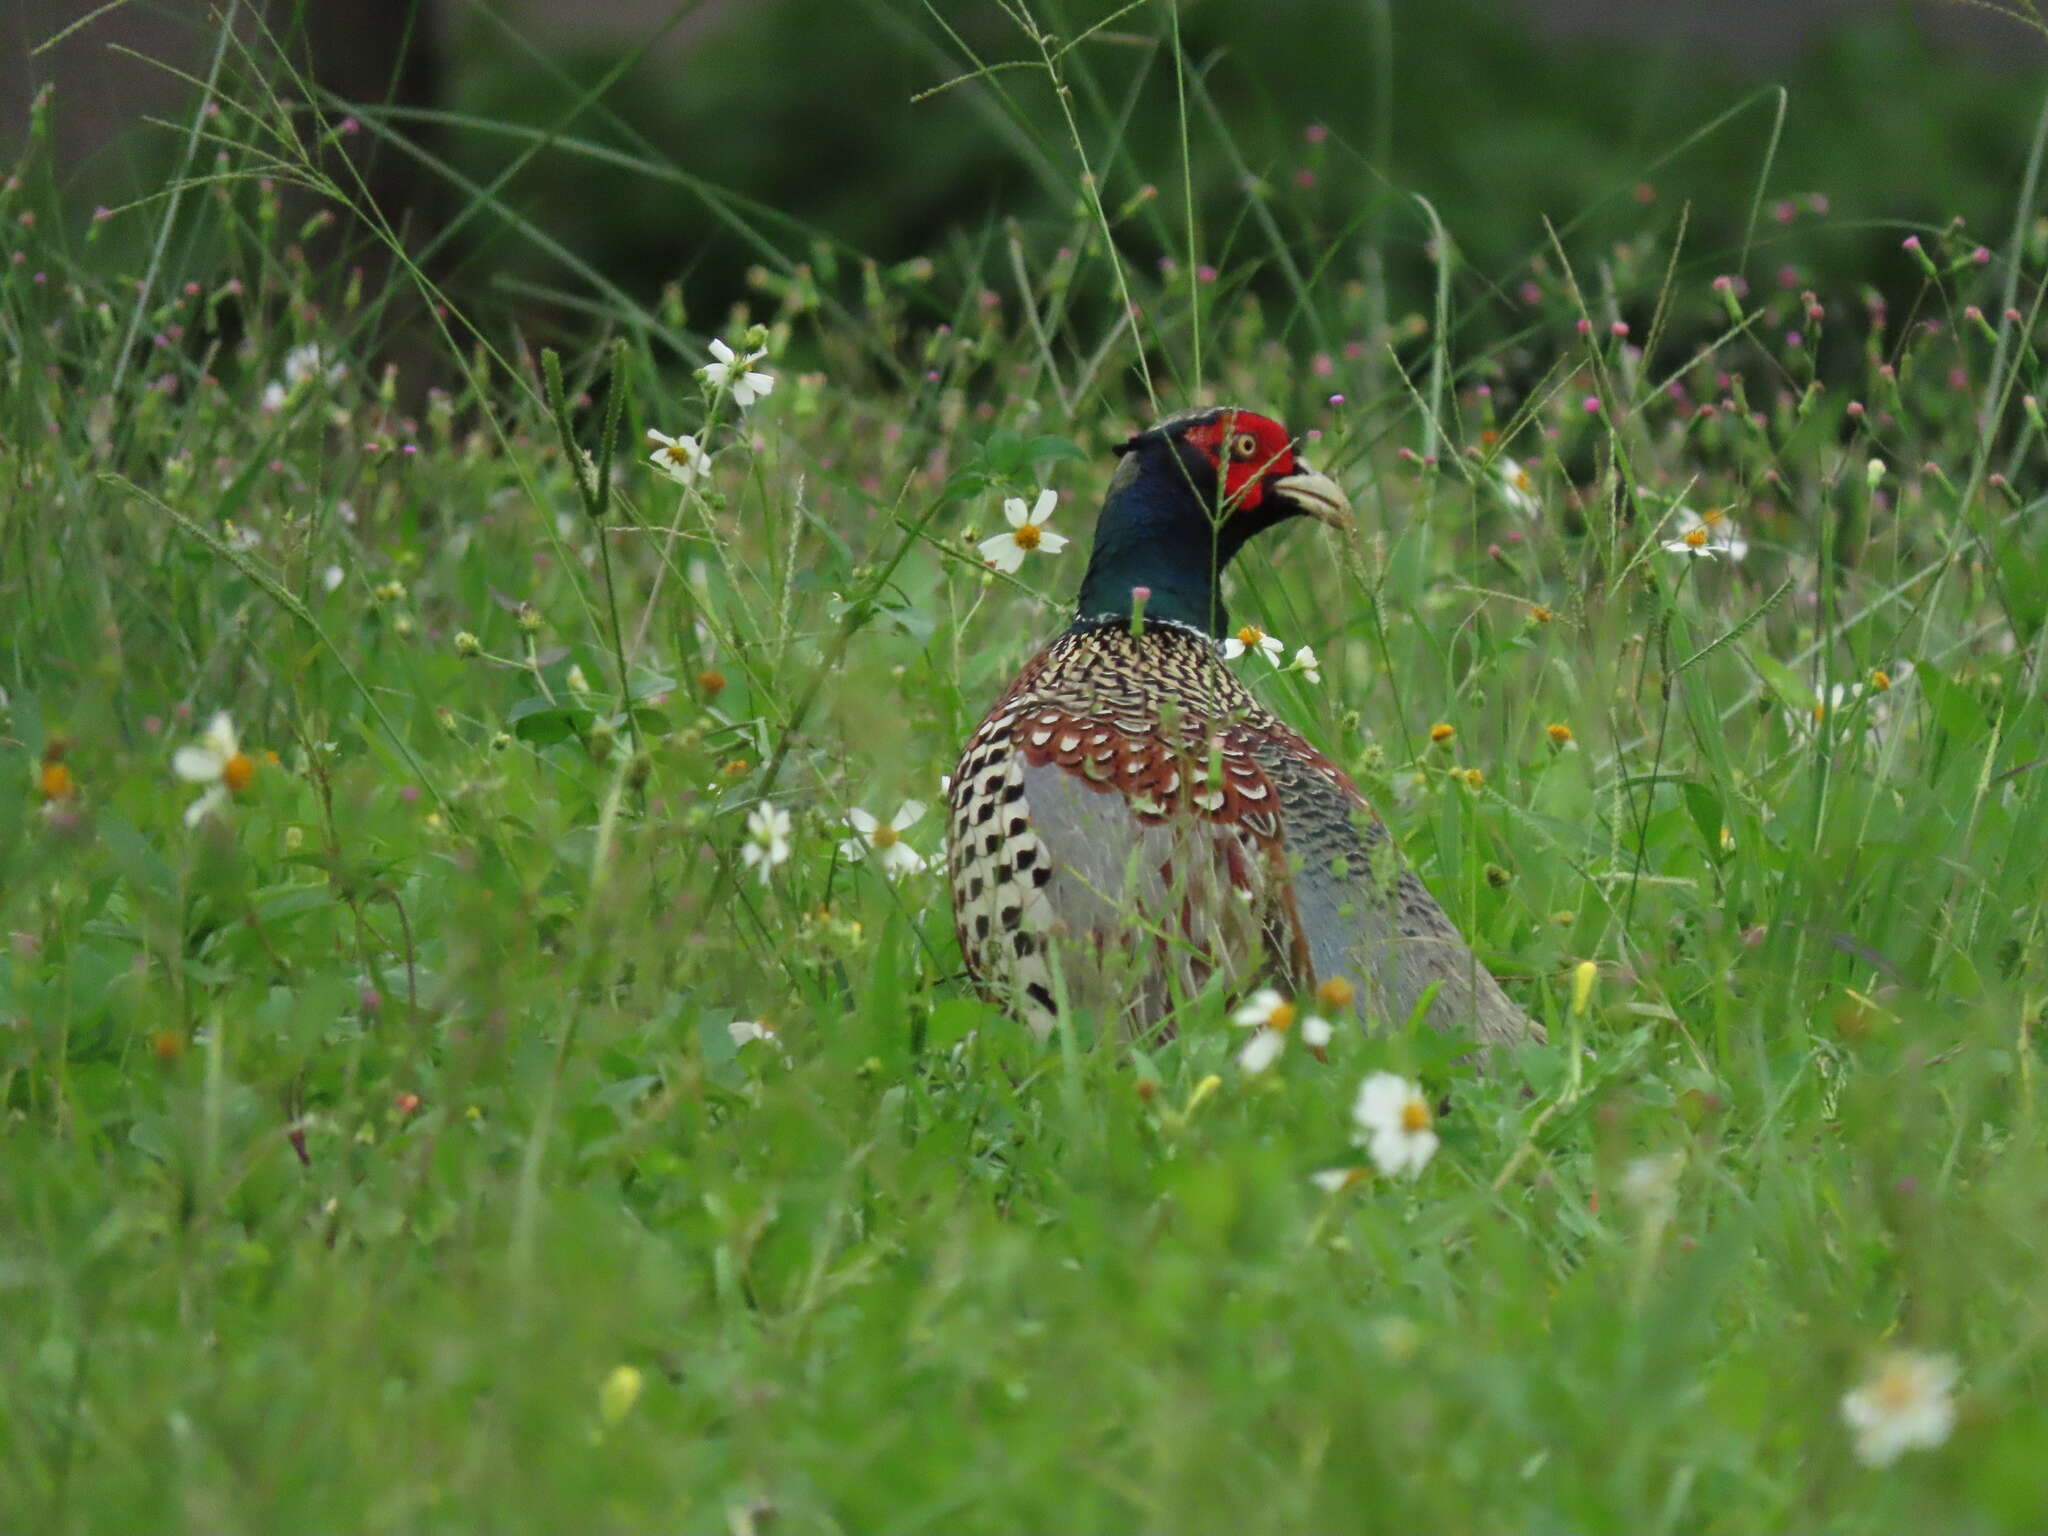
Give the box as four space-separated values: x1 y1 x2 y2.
1672 506 1749 561
1221 623 1286 665
740 804 792 882
172 711 255 827
978 489 1069 574
1493 458 1539 519
701 337 775 408
1841 1351 1959 1468
1230 988 1332 1073
646 427 710 486
1351 1071 1439 1178
840 800 928 878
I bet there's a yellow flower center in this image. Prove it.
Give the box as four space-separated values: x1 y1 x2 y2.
1265 1000 1296 1033
1511 469 1532 492
1235 624 1265 647
38 762 73 800
662 443 695 467
1683 527 1709 549
1013 522 1043 551
1316 976 1355 1010
1870 1366 1920 1413
1400 1099 1432 1133
1546 722 1573 744
1701 507 1725 527
1529 605 1553 625
872 824 899 848
1870 669 1892 692
223 752 255 793
1429 722 1455 744
1462 767 1485 789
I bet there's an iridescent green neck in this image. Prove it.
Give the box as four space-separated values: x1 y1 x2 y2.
1072 439 1242 636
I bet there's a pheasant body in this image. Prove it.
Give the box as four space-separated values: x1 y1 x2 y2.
946 406 1540 1051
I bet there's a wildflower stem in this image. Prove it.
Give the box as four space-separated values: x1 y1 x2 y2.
542 346 636 742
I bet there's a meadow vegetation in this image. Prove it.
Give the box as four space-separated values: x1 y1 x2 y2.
4 7 2048 1530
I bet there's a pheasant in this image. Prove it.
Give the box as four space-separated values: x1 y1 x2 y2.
946 405 1540 1051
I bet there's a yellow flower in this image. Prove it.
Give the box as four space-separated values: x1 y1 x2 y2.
1428 722 1455 745
1315 976 1355 1011
1545 722 1573 746
598 1364 644 1425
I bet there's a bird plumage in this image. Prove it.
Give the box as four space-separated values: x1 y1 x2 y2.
946 406 1540 1051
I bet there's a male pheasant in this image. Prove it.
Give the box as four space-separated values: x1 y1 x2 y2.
946 405 1539 1050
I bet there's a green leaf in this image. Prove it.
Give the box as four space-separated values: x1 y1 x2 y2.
1022 434 1087 465
1914 661 1990 743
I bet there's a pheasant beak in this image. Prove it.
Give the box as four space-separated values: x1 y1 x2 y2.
1270 464 1353 529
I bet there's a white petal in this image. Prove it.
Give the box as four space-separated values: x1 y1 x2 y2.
1220 639 1246 660
1353 1071 1412 1134
710 338 736 365
1034 531 1070 555
1029 488 1057 523
890 800 927 831
1302 1014 1334 1048
1311 1167 1362 1193
202 712 238 757
1003 497 1031 529
744 371 775 397
183 784 225 827
846 806 879 835
1233 988 1286 1028
1376 1130 1425 1179
881 842 926 877
838 837 868 861
1237 1030 1285 1074
173 746 224 783
979 534 1026 573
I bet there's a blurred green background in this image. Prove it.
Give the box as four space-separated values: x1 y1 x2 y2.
6 0 2044 346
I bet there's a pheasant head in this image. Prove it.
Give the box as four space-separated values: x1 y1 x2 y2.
1073 406 1351 636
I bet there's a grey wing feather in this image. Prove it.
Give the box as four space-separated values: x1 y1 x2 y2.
1254 744 1541 1046
1015 758 1277 1031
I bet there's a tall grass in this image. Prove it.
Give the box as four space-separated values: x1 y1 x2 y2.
2 5 2046 1530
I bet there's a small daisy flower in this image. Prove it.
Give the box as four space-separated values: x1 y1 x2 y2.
1230 987 1333 1073
1289 645 1322 684
1672 506 1749 561
1352 1071 1439 1178
172 711 256 826
726 1019 792 1065
840 800 927 878
979 489 1069 574
1662 523 1719 559
261 343 345 411
646 427 710 486
1493 458 1540 519
739 804 792 882
1221 623 1286 664
1841 1351 1959 1467
700 337 775 408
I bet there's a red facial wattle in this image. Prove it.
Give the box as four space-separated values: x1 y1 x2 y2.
1180 411 1298 514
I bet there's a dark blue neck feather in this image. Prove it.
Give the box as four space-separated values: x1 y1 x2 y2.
1071 438 1259 636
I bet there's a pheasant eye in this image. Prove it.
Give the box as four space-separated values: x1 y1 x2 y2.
1230 431 1260 461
